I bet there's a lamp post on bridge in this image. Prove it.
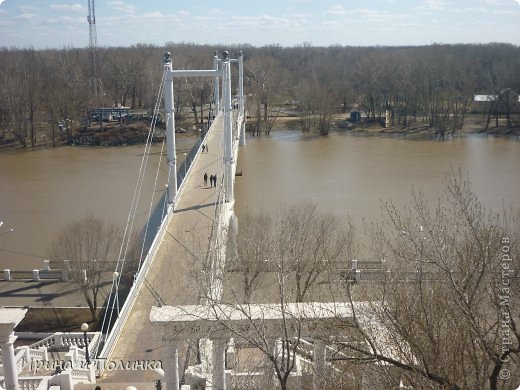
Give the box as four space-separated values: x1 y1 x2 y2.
81 322 91 365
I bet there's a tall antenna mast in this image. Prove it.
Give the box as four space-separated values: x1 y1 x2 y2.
87 0 98 97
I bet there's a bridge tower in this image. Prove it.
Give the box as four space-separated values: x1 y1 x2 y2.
222 51 234 203
163 52 178 204
87 0 98 97
213 51 220 117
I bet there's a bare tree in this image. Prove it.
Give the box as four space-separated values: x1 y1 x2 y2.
47 215 123 322
246 52 288 136
226 212 274 303
338 171 520 389
208 202 355 388
227 202 354 304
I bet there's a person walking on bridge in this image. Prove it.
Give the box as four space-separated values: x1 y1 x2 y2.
204 172 208 187
213 173 217 188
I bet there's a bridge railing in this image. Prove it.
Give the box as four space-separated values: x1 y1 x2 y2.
96 113 221 370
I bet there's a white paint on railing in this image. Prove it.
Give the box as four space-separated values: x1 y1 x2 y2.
98 113 221 368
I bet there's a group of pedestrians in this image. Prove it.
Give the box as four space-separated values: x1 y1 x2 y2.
201 142 216 188
203 172 217 188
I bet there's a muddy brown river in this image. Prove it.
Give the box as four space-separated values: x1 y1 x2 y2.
1 131 519 269
234 131 520 253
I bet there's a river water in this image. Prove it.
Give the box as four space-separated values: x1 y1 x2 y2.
234 130 520 253
1 131 519 270
0 139 196 270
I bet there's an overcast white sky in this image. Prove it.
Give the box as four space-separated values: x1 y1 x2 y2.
0 0 519 48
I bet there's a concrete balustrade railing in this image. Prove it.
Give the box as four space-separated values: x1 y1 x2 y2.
17 376 46 390
0 342 95 388
14 345 49 368
2 268 73 282
69 366 95 382
29 332 100 353
0 377 50 390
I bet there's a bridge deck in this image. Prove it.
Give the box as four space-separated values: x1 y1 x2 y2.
99 115 226 384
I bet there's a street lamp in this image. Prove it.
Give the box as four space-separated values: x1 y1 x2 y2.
81 322 91 365
155 367 164 390
183 152 187 177
0 221 14 237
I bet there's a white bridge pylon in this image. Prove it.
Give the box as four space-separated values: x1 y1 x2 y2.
163 50 245 205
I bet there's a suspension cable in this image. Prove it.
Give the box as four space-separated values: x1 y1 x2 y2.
96 67 167 355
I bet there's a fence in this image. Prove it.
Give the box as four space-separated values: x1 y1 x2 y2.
29 332 100 353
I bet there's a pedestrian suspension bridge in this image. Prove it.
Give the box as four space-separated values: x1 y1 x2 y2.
0 51 407 390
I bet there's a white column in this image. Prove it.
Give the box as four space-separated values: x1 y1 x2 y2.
0 308 27 390
213 52 220 116
211 338 226 390
0 333 19 390
164 343 180 390
313 339 326 390
238 52 246 147
238 51 244 118
163 52 177 204
222 51 234 204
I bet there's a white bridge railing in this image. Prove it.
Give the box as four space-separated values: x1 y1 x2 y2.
96 113 220 370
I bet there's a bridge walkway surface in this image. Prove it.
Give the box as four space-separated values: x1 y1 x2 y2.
98 115 226 386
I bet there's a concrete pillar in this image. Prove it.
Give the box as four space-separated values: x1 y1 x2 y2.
222 51 234 204
210 338 227 390
164 343 180 390
32 269 40 281
61 269 69 281
313 339 326 390
238 51 246 147
381 257 387 273
213 52 220 116
351 259 358 282
4 269 11 281
0 308 28 390
226 338 236 369
0 333 19 390
163 51 178 205
43 259 50 271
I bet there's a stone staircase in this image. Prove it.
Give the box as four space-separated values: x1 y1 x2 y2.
0 332 100 390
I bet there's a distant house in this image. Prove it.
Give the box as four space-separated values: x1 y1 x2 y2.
474 95 497 102
87 107 130 124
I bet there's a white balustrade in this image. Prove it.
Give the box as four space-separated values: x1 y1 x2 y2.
18 377 45 390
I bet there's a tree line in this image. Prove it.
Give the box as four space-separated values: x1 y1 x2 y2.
1 42 519 147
